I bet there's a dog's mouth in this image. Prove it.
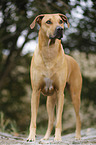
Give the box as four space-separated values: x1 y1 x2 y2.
48 38 55 46
48 26 63 45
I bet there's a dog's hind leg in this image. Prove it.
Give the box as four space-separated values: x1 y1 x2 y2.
42 94 56 140
69 73 82 140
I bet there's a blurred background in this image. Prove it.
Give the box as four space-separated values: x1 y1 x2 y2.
0 0 96 136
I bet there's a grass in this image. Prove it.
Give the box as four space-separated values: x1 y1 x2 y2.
0 112 18 135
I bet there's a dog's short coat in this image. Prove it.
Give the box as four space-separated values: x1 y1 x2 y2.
27 14 82 142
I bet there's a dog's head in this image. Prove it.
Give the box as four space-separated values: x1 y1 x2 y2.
30 14 69 41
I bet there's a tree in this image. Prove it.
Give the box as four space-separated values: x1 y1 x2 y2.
62 0 96 54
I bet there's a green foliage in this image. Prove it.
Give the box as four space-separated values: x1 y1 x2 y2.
81 76 96 102
62 0 96 54
0 112 18 133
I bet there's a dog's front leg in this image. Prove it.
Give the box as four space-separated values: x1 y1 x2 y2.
27 90 40 142
54 91 64 141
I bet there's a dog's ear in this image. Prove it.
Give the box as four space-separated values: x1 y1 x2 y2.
30 14 44 29
59 14 70 28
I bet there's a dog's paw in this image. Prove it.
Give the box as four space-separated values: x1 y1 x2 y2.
40 136 48 141
54 136 62 142
42 134 50 141
54 128 62 142
27 138 35 142
75 135 81 140
27 136 35 142
27 128 36 142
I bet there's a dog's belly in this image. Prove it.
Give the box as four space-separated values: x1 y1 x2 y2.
41 77 55 96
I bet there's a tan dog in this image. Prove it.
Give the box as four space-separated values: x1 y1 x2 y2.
27 14 82 142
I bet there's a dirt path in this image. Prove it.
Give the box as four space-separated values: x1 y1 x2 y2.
0 128 96 145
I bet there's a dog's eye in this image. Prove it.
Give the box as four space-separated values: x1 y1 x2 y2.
59 20 63 24
46 20 52 24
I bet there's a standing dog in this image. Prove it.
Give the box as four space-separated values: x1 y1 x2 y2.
27 14 82 142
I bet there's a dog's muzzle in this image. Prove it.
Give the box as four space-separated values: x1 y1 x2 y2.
49 26 63 40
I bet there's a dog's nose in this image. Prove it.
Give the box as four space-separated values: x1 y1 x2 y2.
49 26 64 40
56 26 63 32
55 26 63 39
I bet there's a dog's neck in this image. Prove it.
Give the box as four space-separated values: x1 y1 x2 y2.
38 28 61 63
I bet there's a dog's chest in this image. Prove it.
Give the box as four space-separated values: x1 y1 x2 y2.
40 60 61 96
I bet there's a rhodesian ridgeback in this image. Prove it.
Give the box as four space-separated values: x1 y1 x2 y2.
27 14 82 142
